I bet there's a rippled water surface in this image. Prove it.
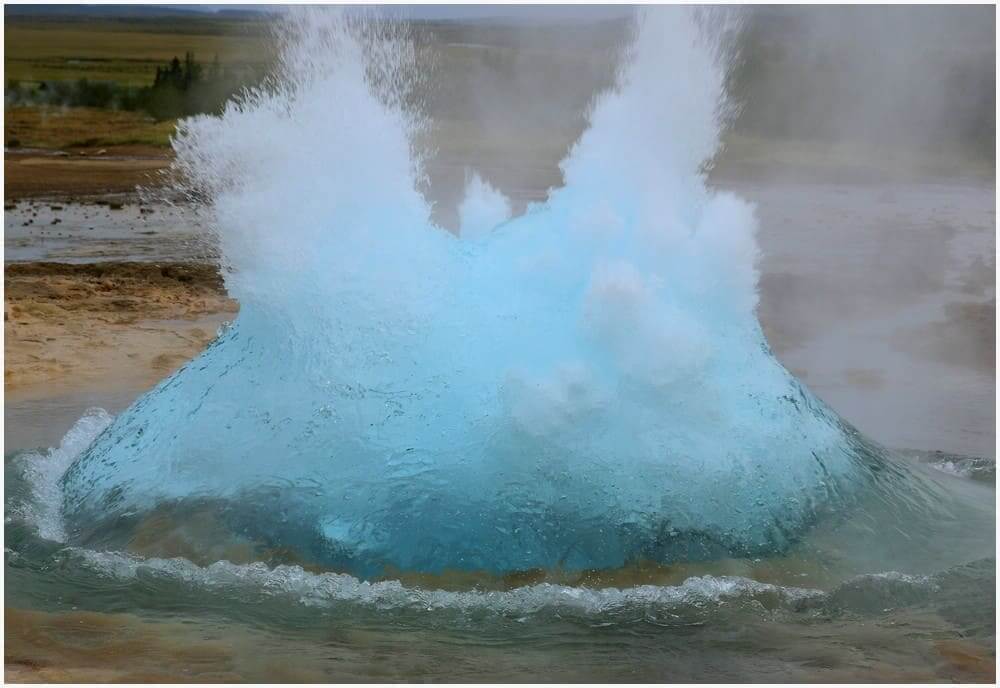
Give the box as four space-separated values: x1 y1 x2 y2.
5 405 995 681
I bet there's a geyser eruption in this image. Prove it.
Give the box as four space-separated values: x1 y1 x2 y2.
62 8 875 576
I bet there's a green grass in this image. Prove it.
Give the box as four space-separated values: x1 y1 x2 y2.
5 17 275 86
6 106 177 149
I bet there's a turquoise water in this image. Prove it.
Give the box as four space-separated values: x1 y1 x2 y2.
5 427 995 680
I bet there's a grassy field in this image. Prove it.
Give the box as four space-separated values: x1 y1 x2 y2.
5 17 274 86
6 106 176 149
4 15 275 150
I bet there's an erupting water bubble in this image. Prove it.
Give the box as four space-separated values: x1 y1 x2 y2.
61 8 880 576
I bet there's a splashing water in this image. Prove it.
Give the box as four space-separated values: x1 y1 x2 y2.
458 172 512 239
59 8 889 576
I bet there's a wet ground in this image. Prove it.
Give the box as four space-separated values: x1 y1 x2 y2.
4 199 209 264
747 178 995 459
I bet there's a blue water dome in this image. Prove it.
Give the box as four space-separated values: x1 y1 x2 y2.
61 8 873 577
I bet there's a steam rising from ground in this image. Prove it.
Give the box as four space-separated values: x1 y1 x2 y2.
61 8 876 576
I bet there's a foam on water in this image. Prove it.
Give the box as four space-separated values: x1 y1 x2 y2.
54 545 972 625
65 547 824 617
59 8 879 575
7 409 112 542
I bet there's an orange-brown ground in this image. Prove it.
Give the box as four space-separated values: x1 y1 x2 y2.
5 148 172 201
4 261 237 401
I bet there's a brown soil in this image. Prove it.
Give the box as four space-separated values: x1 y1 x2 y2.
4 261 238 400
5 607 258 683
5 148 172 200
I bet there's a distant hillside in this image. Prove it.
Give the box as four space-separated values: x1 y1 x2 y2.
4 4 270 20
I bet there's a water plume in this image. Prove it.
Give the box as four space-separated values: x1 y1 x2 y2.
61 8 877 576
458 172 511 239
